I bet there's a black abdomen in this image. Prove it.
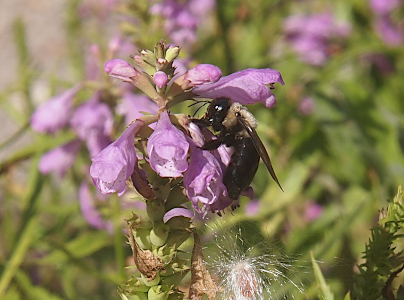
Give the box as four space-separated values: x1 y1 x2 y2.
223 138 260 200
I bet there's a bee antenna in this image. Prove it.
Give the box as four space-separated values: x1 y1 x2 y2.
189 100 210 117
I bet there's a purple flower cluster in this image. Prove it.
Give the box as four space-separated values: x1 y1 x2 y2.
283 12 351 65
370 0 403 45
91 42 284 215
149 0 215 46
30 38 159 229
31 40 283 217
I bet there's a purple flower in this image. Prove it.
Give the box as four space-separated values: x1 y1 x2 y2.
184 145 226 213
79 181 113 232
116 92 159 126
283 13 351 65
304 201 324 222
70 94 114 157
181 64 222 89
39 140 82 177
153 71 169 89
193 68 284 108
104 59 139 83
31 84 81 134
245 199 260 216
149 0 214 46
298 97 315 116
374 16 403 45
163 207 194 223
147 111 189 177
78 0 118 20
85 44 102 81
207 194 236 215
90 120 144 196
105 59 160 101
370 0 400 15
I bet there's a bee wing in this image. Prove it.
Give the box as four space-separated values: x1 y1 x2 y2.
237 116 284 192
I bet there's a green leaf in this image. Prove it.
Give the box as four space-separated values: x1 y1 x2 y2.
311 251 334 300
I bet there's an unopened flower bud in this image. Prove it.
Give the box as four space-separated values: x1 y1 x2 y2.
156 58 168 71
132 55 157 75
148 285 169 300
154 71 168 89
141 49 156 66
165 46 180 63
150 222 169 247
154 41 166 59
104 59 138 82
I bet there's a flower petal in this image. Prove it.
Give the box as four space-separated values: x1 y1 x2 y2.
193 68 284 108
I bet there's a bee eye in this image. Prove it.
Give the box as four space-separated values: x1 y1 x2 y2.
215 105 222 111
209 118 213 122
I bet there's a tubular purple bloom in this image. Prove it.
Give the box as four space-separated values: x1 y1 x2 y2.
193 68 285 108
183 145 227 213
175 64 222 90
70 94 114 156
283 13 351 65
104 59 138 82
374 16 403 45
147 111 189 177
304 200 324 222
298 97 315 116
370 0 400 15
39 140 82 178
90 120 144 196
184 64 222 85
163 207 194 223
79 181 113 232
31 84 81 134
116 92 159 127
153 71 169 89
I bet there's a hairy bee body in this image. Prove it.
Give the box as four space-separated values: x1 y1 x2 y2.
223 138 260 200
192 97 282 200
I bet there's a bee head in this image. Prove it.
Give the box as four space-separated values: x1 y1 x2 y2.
206 97 231 131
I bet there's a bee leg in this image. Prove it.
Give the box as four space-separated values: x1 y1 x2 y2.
200 136 226 150
190 117 210 128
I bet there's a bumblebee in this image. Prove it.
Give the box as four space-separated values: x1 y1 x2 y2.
192 97 283 200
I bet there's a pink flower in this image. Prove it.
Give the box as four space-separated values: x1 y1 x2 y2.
104 59 139 83
116 92 159 126
147 111 189 177
374 16 403 46
149 0 215 46
163 207 194 223
39 140 82 178
79 181 113 232
370 0 400 15
193 68 284 108
283 13 351 65
304 201 324 222
298 97 315 116
183 64 222 87
153 71 169 89
31 84 81 134
90 120 144 196
184 145 226 213
70 94 114 157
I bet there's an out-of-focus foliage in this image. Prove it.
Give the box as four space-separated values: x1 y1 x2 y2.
350 186 404 300
0 0 403 299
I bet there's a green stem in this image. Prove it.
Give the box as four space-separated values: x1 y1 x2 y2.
0 217 39 297
112 195 125 279
0 165 44 297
